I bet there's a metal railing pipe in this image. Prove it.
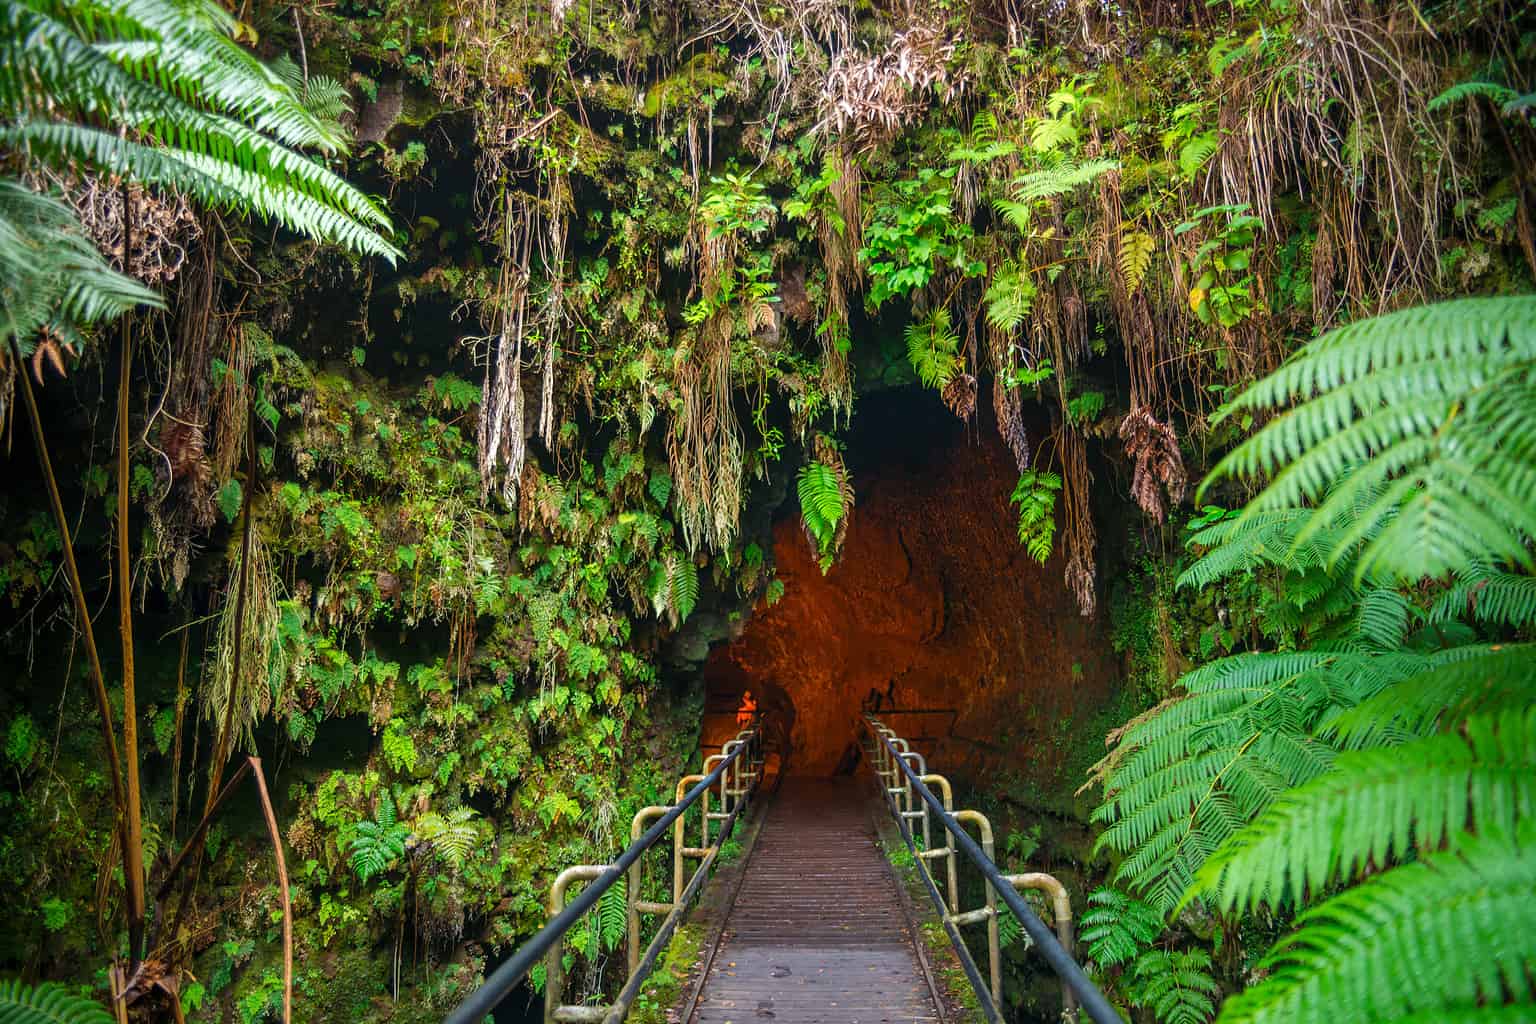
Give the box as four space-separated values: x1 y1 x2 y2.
627 806 671 977
864 727 1003 1024
951 809 1001 1009
444 733 757 1024
867 719 1120 1024
1004 872 1078 1018
919 773 959 914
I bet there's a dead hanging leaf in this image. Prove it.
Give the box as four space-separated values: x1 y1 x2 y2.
1118 408 1187 522
941 373 977 420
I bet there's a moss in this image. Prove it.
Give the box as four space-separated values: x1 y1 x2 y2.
629 922 707 1024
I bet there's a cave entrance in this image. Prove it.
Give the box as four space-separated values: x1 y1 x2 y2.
702 389 1117 782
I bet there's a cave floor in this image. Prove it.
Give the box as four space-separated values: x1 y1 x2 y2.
685 777 942 1024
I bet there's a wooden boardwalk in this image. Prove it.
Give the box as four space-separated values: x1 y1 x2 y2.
686 778 943 1024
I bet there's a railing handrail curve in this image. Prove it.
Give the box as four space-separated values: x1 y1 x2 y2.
866 715 1121 1024
443 727 761 1024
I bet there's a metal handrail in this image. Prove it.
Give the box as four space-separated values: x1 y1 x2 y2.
444 723 765 1024
864 716 1119 1024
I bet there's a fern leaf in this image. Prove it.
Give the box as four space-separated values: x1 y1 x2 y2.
1206 297 1536 583
1088 648 1440 910
1079 887 1163 968
668 556 699 623
1429 80 1519 111
1327 644 1536 748
1189 707 1536 914
597 876 627 951
1118 228 1156 293
904 308 960 388
1216 820 1536 1024
1133 949 1218 1024
1428 563 1536 629
985 258 1038 332
0 980 114 1024
991 197 1034 233
0 0 399 262
1178 132 1219 179
1030 115 1077 153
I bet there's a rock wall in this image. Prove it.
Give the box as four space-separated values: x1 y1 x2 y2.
703 392 1119 786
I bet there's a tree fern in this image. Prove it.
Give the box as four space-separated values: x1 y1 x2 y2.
1427 562 1536 629
0 180 161 352
1079 887 1162 968
0 980 114 1024
1326 644 1536 749
0 0 399 262
1189 707 1536 914
1216 820 1536 1024
1088 647 1440 910
1132 949 1218 1024
1205 297 1536 582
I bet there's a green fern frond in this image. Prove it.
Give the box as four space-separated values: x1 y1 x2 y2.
1178 132 1219 179
904 308 961 389
416 806 480 870
1090 648 1444 910
991 197 1034 233
1079 887 1163 968
0 179 162 349
1326 644 1536 748
1429 79 1519 111
1428 563 1536 629
1205 297 1536 583
798 458 851 560
1133 949 1218 1024
1013 158 1119 203
1189 707 1536 914
668 556 699 624
984 258 1038 332
1118 227 1156 292
597 876 627 951
1351 588 1415 650
1215 820 1536 1024
0 980 114 1024
0 0 399 262
1029 115 1077 153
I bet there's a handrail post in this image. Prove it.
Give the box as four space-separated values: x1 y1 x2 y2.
920 773 959 915
545 865 605 1024
867 725 1121 1024
954 810 1001 1010
701 754 725 846
1003 872 1077 1020
673 773 707 906
628 806 671 978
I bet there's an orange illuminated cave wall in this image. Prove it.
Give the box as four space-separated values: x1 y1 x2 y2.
703 393 1118 780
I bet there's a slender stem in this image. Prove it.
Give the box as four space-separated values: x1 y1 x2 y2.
169 402 257 949
169 622 190 839
118 308 147 968
8 336 132 940
207 404 256 808
154 759 253 903
250 757 293 1023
